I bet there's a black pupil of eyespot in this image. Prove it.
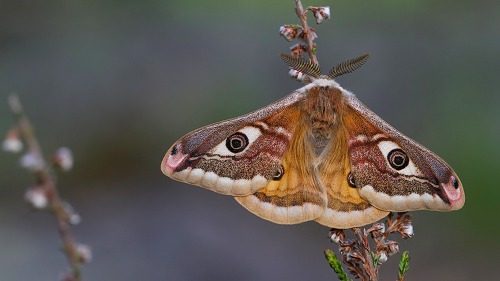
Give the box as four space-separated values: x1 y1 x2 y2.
452 177 459 189
387 149 409 170
231 139 242 148
226 132 249 153
393 155 404 166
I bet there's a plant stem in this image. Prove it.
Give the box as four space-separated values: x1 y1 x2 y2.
294 0 318 65
353 228 379 281
8 94 82 281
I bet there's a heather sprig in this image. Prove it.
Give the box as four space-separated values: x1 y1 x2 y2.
4 94 89 281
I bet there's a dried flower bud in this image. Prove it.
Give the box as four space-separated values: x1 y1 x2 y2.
279 25 299 41
309 6 331 24
298 28 318 42
328 229 346 244
386 240 399 256
377 250 388 264
367 222 385 238
288 69 306 82
52 147 73 171
339 240 355 255
20 152 44 171
3 128 23 153
70 213 81 225
76 244 92 264
400 222 414 238
289 43 308 58
61 201 81 225
25 186 49 209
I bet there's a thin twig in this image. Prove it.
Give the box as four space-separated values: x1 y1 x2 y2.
294 0 318 64
354 228 378 281
327 213 413 281
8 94 83 281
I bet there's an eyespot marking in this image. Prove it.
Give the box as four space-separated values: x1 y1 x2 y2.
226 132 249 153
376 140 423 177
387 149 409 170
347 172 356 188
273 165 285 181
210 126 262 157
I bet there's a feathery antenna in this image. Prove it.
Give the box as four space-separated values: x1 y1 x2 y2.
280 53 322 79
327 54 370 79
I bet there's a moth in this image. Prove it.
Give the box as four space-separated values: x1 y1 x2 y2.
161 54 465 229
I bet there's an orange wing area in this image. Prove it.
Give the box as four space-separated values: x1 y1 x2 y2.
235 110 326 224
314 124 388 228
236 94 389 228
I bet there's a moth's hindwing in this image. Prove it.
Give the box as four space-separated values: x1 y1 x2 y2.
235 112 327 225
313 124 389 228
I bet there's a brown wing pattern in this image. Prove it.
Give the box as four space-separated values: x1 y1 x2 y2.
314 102 388 228
235 108 326 224
163 79 464 229
343 94 465 212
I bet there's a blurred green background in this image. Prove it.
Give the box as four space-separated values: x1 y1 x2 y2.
1 0 499 280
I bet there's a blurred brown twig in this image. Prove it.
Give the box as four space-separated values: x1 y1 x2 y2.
4 94 90 281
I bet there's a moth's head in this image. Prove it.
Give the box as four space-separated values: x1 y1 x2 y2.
280 53 370 82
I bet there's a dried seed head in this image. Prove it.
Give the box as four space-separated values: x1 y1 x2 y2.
20 152 44 172
376 250 388 264
25 186 49 209
61 201 81 225
339 240 356 255
288 69 306 82
76 243 92 264
279 25 299 41
367 222 385 238
289 43 307 58
310 6 331 24
52 147 73 171
3 128 23 153
400 222 414 238
328 229 346 244
386 240 400 256
298 28 317 42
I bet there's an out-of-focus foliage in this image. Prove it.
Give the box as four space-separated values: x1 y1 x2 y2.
0 0 498 280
